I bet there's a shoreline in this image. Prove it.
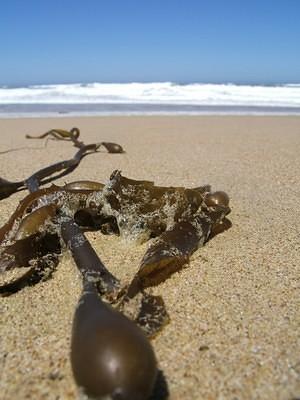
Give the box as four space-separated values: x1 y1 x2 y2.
0 116 299 399
1 103 300 119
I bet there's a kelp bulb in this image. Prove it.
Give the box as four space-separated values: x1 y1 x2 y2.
71 289 157 400
205 191 230 207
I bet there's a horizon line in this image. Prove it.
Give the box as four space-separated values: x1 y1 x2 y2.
1 80 300 89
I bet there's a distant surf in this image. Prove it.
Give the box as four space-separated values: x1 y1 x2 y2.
1 82 300 117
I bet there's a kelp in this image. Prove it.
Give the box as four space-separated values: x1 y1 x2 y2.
61 217 158 399
0 127 123 199
0 127 231 399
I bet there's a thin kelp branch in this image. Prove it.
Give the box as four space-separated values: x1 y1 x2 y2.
26 127 81 141
0 177 25 200
60 216 119 296
24 128 124 191
35 144 125 188
0 128 125 199
60 215 158 400
26 127 125 154
25 143 101 192
0 144 100 198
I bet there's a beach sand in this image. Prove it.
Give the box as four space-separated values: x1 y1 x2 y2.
0 116 299 400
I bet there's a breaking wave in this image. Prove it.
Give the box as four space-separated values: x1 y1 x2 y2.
1 82 300 107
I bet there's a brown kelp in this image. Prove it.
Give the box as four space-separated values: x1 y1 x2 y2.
0 127 231 399
0 127 124 199
61 217 157 399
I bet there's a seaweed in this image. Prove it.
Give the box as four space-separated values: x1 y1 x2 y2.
0 127 123 199
0 127 231 399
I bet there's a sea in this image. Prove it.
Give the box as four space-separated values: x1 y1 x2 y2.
0 82 300 117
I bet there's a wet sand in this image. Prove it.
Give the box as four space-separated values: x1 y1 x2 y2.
0 116 299 400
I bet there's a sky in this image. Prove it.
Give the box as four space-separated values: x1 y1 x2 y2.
0 0 299 86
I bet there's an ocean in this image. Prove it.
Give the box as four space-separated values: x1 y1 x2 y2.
0 82 300 117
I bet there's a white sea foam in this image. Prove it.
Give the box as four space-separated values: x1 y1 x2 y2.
0 82 300 107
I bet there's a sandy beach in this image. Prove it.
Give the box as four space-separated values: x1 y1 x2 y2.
0 116 299 400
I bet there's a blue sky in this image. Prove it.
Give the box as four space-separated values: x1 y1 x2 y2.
0 0 299 86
